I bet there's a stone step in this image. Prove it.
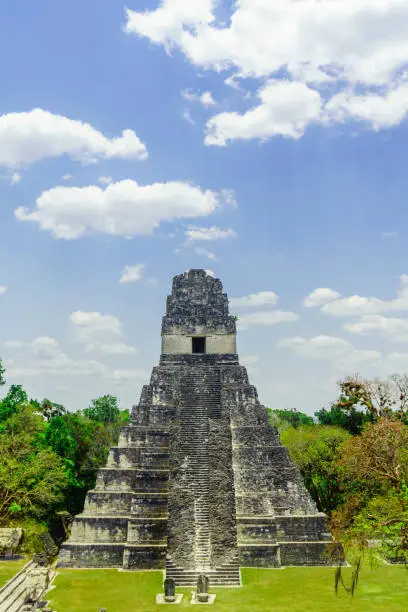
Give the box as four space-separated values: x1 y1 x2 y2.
166 570 240 577
165 575 241 586
167 575 240 580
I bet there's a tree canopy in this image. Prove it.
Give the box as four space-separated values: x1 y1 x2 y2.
0 361 129 550
281 424 351 514
83 394 121 424
268 408 314 429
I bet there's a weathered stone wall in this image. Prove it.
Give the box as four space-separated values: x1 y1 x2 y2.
162 333 236 355
161 269 236 337
58 543 125 568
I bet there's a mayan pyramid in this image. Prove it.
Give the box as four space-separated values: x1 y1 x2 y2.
58 269 334 585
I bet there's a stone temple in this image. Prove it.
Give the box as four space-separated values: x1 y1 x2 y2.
59 269 334 585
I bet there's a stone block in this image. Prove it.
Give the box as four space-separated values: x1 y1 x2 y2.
238 544 281 567
127 518 167 543
107 447 169 470
130 493 168 517
237 517 277 544
69 517 128 543
279 542 335 566
84 491 133 516
123 544 166 569
118 426 169 449
231 426 280 447
58 543 124 568
275 514 332 542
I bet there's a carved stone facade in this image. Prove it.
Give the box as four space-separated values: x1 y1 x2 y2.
58 270 334 585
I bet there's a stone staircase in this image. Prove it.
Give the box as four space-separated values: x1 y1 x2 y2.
166 367 240 586
165 555 241 586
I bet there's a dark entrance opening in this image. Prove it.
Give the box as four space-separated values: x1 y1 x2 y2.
192 337 206 354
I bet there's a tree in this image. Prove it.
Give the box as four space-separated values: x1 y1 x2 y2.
330 375 408 425
0 384 29 424
0 404 68 524
280 425 351 514
348 487 408 563
332 418 408 543
338 418 408 491
315 404 370 435
45 407 127 516
83 395 120 424
0 359 5 386
268 408 314 429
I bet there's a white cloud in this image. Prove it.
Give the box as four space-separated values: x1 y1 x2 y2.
182 110 195 125
125 0 408 143
185 225 237 242
61 173 73 181
238 310 298 328
16 179 225 239
98 176 113 185
303 288 342 308
381 231 399 238
70 310 136 356
380 351 408 374
200 91 216 107
4 340 26 349
205 269 215 277
322 274 408 317
344 314 408 342
3 335 145 386
6 358 107 379
230 291 278 308
220 189 238 209
125 0 408 85
31 336 60 358
0 286 7 296
194 247 217 261
205 80 322 146
278 335 380 364
0 108 147 169
326 83 408 130
124 1 214 47
84 342 137 356
10 172 21 185
3 336 108 378
182 89 216 107
70 311 122 336
119 263 145 284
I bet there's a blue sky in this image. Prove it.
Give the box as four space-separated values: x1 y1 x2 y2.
2 0 408 414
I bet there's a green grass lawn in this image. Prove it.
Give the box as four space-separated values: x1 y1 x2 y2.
49 564 408 612
0 558 27 587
